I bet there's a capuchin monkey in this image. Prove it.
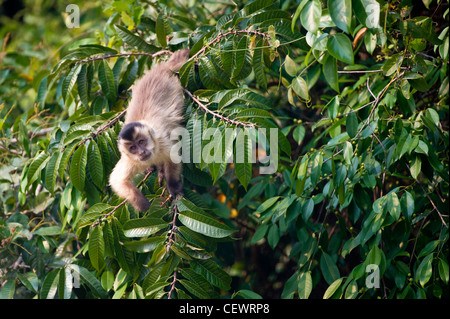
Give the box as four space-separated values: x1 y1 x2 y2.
109 49 190 212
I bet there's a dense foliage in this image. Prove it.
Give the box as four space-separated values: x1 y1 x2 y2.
0 0 448 299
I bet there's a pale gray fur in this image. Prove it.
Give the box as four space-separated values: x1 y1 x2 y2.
109 49 189 212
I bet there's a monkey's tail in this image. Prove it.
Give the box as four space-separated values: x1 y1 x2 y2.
165 48 190 72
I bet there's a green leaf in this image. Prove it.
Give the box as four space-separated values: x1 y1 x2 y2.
353 0 380 32
58 268 73 299
267 224 280 248
328 0 352 33
302 198 315 222
234 129 252 191
284 55 297 77
346 112 358 138
70 145 87 192
44 152 62 195
110 218 135 275
300 0 322 33
323 55 339 92
27 151 50 186
69 264 109 299
415 254 433 287
387 192 400 220
323 278 343 299
410 156 421 180
253 38 267 90
40 269 59 299
62 64 82 100
98 60 117 105
291 75 310 100
297 271 313 299
343 141 353 165
191 259 232 290
234 289 263 299
400 191 414 219
320 252 340 285
78 203 112 228
87 141 104 189
122 218 168 237
310 151 323 188
438 258 449 284
89 225 105 271
292 0 309 31
77 64 90 108
178 210 235 238
327 33 354 64
156 11 171 48
115 25 158 53
123 236 165 253
235 108 272 119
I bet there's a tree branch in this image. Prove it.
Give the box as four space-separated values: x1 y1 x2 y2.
183 88 255 128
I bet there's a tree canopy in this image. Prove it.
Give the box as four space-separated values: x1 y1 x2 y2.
0 0 448 300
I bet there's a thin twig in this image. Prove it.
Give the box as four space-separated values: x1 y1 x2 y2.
184 88 255 128
74 109 127 149
75 50 172 64
191 29 269 60
404 160 448 228
167 270 177 299
90 168 155 227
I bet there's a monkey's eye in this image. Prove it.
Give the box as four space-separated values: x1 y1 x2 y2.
138 139 146 146
129 145 137 153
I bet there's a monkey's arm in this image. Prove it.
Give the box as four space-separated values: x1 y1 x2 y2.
109 159 151 212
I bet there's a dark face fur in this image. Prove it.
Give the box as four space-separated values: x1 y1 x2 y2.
118 122 154 161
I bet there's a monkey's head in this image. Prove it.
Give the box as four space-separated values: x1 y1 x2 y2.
118 122 156 162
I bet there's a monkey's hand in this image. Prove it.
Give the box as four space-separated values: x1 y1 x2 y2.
132 193 151 212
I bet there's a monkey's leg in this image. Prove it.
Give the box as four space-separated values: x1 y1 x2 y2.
158 164 165 187
164 161 183 196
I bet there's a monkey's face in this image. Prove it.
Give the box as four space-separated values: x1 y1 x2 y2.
118 122 155 162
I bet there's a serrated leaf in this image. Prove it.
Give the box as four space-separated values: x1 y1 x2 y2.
27 151 50 187
77 64 90 108
40 269 59 299
235 108 272 119
178 210 234 238
191 259 232 290
62 64 82 100
98 60 117 105
87 141 104 189
234 129 252 190
44 152 62 195
70 145 87 192
253 38 267 90
69 264 108 299
115 25 158 54
110 218 135 275
122 218 168 237
123 236 165 253
78 203 112 229
89 226 105 271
